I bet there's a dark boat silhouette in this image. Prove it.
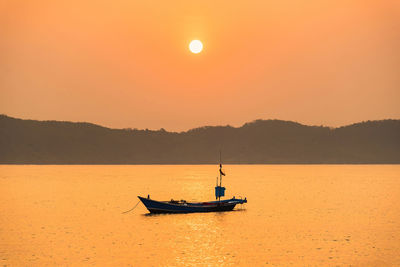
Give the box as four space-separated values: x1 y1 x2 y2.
138 196 246 214
138 161 247 214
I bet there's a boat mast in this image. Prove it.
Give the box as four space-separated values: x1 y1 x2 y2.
219 150 222 201
215 150 226 202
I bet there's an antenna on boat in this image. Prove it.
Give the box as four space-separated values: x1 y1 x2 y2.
215 149 226 201
219 149 222 190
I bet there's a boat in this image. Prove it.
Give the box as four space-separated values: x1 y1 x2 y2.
138 161 247 214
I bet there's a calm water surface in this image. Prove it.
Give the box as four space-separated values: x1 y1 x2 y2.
0 165 399 266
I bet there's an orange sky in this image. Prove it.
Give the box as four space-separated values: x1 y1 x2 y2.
1 0 399 131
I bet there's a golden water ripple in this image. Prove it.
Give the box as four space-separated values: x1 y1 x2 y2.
0 165 399 266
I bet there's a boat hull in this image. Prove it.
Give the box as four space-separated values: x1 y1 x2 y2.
138 196 246 214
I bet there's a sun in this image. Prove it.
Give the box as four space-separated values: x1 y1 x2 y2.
189 40 203 54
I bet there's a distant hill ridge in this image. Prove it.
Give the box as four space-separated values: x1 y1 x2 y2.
0 115 399 164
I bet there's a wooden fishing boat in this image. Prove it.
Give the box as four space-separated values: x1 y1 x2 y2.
138 161 247 214
138 196 247 214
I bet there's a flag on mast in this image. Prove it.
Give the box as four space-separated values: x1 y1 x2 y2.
219 164 225 176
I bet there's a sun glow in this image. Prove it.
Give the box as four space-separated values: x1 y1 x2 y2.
189 40 203 54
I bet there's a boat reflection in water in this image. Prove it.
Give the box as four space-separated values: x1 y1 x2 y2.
138 162 247 214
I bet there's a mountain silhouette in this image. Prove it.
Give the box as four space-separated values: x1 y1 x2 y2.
0 115 399 164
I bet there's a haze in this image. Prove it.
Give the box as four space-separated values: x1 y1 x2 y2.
1 0 399 131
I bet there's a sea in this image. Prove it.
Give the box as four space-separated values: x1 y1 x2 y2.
0 165 399 266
